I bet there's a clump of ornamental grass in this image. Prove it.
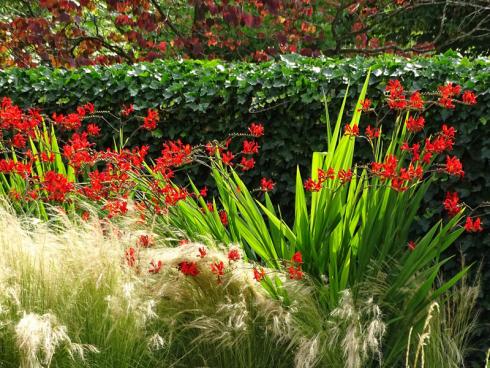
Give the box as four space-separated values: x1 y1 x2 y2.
405 275 481 368
0 203 325 368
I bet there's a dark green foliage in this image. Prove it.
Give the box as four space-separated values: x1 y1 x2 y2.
0 54 489 358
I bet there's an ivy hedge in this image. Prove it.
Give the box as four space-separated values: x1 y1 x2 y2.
0 54 489 354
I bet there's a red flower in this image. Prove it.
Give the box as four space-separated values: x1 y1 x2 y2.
288 266 304 280
443 192 460 217
240 157 255 171
219 210 228 226
445 155 464 177
228 248 240 261
438 83 461 109
462 91 477 105
253 267 266 282
406 116 425 133
205 202 214 212
338 169 353 184
407 241 416 251
179 239 190 246
222 151 234 165
137 235 153 248
86 123 101 136
344 123 359 137
304 178 322 192
386 79 407 109
318 168 335 183
179 261 200 276
149 260 163 274
260 177 275 192
142 108 159 130
365 125 380 139
125 247 136 267
464 217 483 233
391 177 408 192
12 133 26 148
359 98 371 111
211 260 225 277
103 199 129 218
199 186 208 197
198 246 207 258
242 140 260 154
409 91 424 109
248 123 264 137
205 142 219 156
291 251 303 264
121 104 134 117
42 171 74 202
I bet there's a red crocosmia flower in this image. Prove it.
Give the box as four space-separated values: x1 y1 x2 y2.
359 98 371 111
304 178 322 192
199 186 208 197
86 123 101 136
219 210 228 226
83 102 95 114
125 247 136 267
260 177 275 192
41 152 55 163
205 202 214 212
248 123 264 137
406 116 425 133
242 140 260 154
103 199 129 218
421 152 433 165
137 235 153 248
142 108 159 130
121 104 134 117
288 266 304 280
438 83 460 109
409 91 424 109
179 239 190 246
291 251 303 264
253 267 266 282
0 159 15 173
365 125 380 139
240 157 255 171
77 106 86 117
205 142 219 156
443 192 460 217
149 260 163 274
12 133 26 148
179 261 200 276
222 151 234 165
198 246 207 258
391 177 408 192
318 168 335 183
386 79 407 109
211 260 225 277
344 123 359 137
156 139 193 168
42 171 74 202
338 169 353 184
464 217 483 233
81 211 90 221
9 189 21 201
26 190 39 201
228 248 240 261
441 124 456 140
407 241 416 251
462 91 477 105
445 155 464 177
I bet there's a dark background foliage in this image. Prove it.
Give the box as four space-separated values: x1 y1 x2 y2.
0 53 489 360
